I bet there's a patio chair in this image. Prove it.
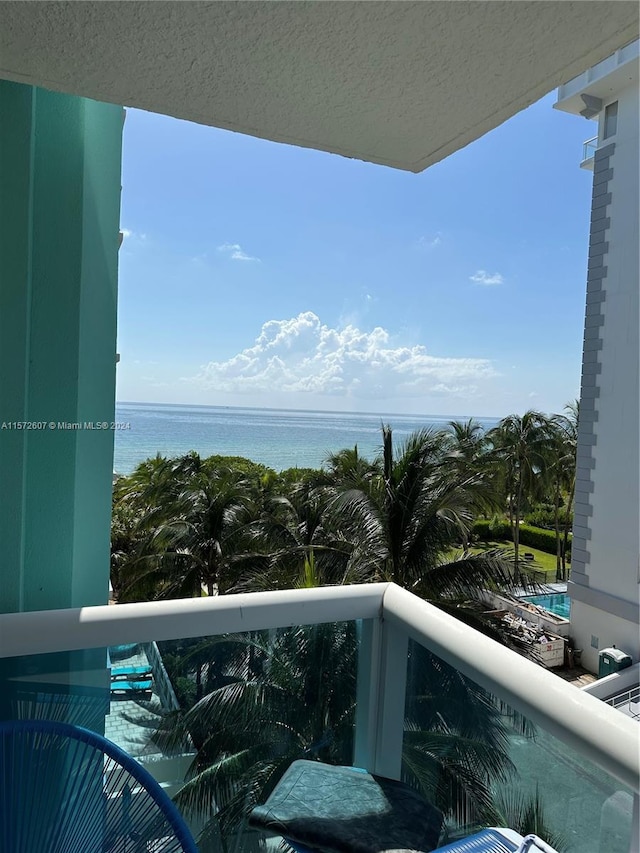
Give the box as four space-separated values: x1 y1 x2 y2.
0 718 199 853
435 829 559 852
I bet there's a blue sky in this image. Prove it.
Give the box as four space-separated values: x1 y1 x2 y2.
117 91 594 418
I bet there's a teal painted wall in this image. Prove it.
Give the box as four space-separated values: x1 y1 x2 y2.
0 82 123 612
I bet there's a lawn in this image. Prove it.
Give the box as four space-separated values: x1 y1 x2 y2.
469 541 568 580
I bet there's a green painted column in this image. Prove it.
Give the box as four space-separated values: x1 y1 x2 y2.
0 82 123 613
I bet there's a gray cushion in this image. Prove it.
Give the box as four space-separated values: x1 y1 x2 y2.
248 760 443 853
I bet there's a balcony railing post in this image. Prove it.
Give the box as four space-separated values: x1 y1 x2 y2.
630 793 639 853
375 620 408 779
354 617 382 772
354 616 408 780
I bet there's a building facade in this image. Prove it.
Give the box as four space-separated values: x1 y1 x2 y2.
554 40 639 672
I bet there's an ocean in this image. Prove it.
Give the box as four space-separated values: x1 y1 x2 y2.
113 402 500 475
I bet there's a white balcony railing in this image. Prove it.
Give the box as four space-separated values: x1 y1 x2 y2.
0 583 638 849
581 135 598 169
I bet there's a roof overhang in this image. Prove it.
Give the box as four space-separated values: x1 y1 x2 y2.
554 38 639 116
0 2 638 172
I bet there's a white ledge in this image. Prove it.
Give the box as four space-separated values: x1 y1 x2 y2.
0 584 387 657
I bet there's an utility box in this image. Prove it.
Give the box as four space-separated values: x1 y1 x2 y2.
598 647 632 678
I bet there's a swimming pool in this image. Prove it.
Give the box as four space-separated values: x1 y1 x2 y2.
524 593 571 619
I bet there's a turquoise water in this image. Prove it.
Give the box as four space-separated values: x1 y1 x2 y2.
525 593 571 619
113 402 499 475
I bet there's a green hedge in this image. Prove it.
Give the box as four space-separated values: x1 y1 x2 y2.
472 519 571 557
473 519 511 540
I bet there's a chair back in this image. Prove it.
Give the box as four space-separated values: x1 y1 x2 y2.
0 719 199 853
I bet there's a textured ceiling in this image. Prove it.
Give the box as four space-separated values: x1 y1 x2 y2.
0 2 638 172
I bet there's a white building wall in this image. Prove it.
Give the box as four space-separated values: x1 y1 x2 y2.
558 59 639 673
588 82 639 604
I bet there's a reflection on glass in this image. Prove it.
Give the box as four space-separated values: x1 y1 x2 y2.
403 639 634 853
1 622 358 852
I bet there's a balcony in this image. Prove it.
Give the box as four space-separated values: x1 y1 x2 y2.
1 583 638 852
580 136 598 170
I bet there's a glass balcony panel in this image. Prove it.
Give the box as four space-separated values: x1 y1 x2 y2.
581 136 598 169
403 638 634 853
0 621 359 853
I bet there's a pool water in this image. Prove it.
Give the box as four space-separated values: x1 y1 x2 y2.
524 593 571 619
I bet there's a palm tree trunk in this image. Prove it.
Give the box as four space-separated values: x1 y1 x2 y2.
554 480 562 582
513 476 523 583
561 478 576 580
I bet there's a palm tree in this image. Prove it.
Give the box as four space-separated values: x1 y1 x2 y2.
234 482 365 592
493 787 568 852
158 622 520 849
323 444 381 491
158 622 358 849
446 418 489 468
543 404 578 581
331 426 518 607
445 419 497 548
115 460 264 600
488 412 549 580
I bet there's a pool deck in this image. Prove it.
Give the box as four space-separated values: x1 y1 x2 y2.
105 646 166 758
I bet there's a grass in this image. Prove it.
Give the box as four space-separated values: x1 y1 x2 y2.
469 541 569 580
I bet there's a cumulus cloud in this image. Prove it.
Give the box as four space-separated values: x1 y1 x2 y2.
189 312 496 400
217 243 260 262
470 270 504 286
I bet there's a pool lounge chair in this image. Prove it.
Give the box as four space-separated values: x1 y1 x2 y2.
109 642 140 660
111 665 153 681
110 679 153 698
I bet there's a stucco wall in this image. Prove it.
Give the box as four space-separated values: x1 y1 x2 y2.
569 78 640 670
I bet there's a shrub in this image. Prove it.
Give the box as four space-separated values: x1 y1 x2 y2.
472 519 572 558
472 519 511 541
524 506 573 529
520 524 572 558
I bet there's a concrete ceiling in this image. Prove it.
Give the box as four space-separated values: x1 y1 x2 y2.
0 2 638 172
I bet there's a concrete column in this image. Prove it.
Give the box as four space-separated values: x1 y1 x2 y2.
0 81 123 612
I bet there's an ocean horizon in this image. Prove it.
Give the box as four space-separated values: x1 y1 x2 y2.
113 401 500 475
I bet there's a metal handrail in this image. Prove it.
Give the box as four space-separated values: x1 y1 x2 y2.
0 582 638 793
607 686 640 708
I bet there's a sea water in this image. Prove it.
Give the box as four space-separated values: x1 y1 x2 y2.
113 402 499 475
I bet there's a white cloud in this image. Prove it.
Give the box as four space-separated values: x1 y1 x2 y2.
418 234 442 250
217 243 260 262
120 228 147 244
188 312 497 400
470 270 504 286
